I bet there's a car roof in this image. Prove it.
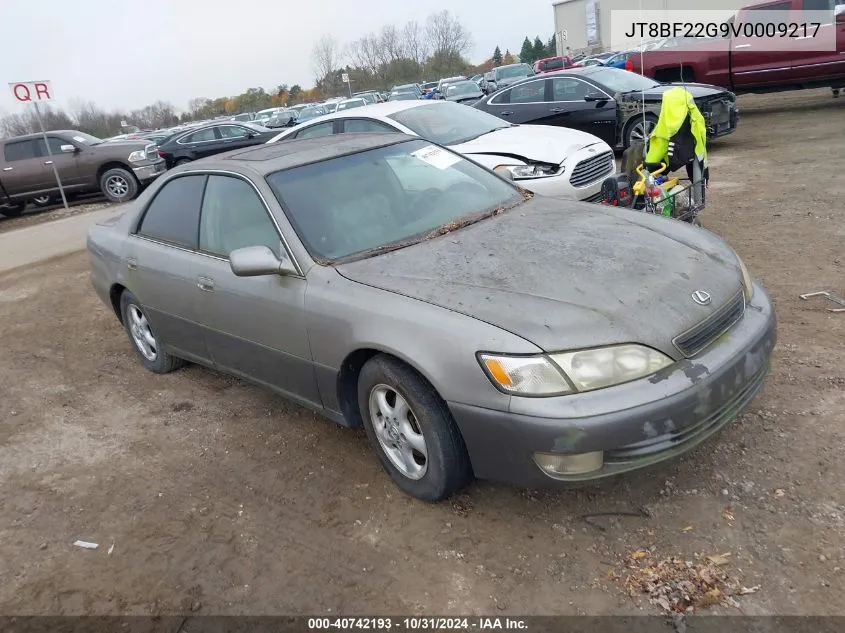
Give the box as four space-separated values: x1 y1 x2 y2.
195 133 417 174
270 99 444 132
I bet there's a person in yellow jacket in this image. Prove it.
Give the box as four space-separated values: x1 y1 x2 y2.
643 86 709 205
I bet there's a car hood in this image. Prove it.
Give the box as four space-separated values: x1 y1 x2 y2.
450 124 606 164
619 82 729 102
336 197 743 357
97 139 152 149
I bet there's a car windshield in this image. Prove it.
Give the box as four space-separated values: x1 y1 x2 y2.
256 109 278 117
393 85 416 92
390 92 416 100
388 102 511 145
446 82 479 96
497 65 531 79
243 121 270 131
300 106 326 117
337 100 364 110
266 139 523 263
588 67 661 92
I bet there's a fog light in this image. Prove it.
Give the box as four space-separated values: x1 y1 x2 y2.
534 451 604 477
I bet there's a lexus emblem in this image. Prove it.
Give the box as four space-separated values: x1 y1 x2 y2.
691 290 712 306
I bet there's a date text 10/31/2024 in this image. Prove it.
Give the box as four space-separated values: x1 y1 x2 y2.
308 617 529 630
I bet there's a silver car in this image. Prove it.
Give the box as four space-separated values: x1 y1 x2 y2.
87 133 775 502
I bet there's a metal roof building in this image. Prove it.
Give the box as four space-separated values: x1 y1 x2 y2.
552 0 744 56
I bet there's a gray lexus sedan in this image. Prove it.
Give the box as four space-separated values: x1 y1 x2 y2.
87 133 776 502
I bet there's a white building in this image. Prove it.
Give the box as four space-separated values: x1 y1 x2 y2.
553 0 746 56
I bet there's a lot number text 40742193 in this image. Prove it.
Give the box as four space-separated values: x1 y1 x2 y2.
307 617 529 630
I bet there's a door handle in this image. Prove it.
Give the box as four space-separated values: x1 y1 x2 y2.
2 167 12 171
734 44 751 49
126 257 137 271
196 276 215 292
500 111 514 116
549 108 568 113
44 160 54 165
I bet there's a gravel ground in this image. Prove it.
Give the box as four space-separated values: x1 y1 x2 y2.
0 196 110 234
0 89 842 617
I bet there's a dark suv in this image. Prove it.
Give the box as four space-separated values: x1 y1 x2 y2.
0 130 165 216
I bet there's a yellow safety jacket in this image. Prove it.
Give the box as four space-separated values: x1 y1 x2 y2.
644 87 708 166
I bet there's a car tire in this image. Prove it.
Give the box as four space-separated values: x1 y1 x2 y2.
32 195 54 208
119 290 185 374
624 114 658 149
0 203 25 218
100 167 139 203
175 158 192 167
358 354 473 502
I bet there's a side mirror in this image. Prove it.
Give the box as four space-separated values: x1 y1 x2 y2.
229 245 296 277
584 92 607 102
60 144 76 153
246 132 256 138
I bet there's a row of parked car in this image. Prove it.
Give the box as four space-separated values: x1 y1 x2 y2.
0 64 738 217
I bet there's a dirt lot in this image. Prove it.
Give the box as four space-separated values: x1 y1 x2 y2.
0 89 843 617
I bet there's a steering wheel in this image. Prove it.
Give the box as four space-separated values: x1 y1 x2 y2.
408 188 443 217
445 181 488 198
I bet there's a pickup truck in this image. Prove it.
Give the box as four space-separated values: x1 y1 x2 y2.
630 0 845 95
0 130 166 217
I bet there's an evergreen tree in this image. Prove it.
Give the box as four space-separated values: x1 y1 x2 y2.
503 49 515 64
533 36 547 60
519 37 534 64
548 34 557 57
492 45 503 66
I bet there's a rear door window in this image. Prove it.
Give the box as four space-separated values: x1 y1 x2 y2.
342 119 399 134
136 175 207 249
295 122 335 139
4 140 39 162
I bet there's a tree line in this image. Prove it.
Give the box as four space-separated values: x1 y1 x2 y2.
1 13 556 140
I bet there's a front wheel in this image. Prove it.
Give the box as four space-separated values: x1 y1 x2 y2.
32 195 54 208
358 355 472 502
624 114 658 149
100 167 139 203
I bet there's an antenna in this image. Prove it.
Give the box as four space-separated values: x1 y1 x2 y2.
639 0 647 163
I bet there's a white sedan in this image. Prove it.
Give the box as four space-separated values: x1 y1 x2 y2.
266 101 615 201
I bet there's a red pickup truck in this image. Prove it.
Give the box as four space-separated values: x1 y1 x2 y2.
630 0 845 94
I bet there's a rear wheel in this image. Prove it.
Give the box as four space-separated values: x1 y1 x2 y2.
119 290 185 374
32 195 53 208
358 355 472 502
100 167 139 203
0 203 25 218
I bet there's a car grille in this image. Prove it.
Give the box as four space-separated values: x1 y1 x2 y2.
604 361 768 463
673 289 745 358
569 150 614 188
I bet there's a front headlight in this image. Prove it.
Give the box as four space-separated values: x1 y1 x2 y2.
478 344 673 397
494 163 559 180
734 251 754 301
550 345 673 392
128 149 147 163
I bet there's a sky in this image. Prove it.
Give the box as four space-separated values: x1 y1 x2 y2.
2 0 557 115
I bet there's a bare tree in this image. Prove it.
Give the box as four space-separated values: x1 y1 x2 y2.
378 24 405 64
311 34 340 83
403 20 430 68
425 10 473 58
346 34 380 76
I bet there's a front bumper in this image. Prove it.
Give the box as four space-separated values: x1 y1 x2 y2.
448 283 776 488
518 145 615 202
133 160 167 182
